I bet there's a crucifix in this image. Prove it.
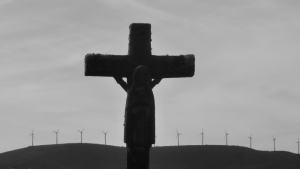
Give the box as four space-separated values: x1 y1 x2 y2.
85 23 195 169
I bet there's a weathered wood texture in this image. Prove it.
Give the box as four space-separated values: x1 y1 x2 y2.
85 54 195 78
128 23 151 58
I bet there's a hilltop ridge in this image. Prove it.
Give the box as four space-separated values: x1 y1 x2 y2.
0 143 299 169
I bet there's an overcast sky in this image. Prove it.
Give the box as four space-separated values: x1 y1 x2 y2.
0 0 299 154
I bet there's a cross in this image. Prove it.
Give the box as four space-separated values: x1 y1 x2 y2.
85 23 194 90
85 23 195 169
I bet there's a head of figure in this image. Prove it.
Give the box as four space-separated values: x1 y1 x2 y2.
133 65 150 87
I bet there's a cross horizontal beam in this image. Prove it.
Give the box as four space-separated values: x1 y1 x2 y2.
85 54 194 78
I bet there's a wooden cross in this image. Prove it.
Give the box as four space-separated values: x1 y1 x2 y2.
85 23 195 168
85 23 194 89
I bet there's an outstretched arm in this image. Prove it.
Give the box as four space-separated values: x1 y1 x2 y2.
150 78 162 89
113 76 127 92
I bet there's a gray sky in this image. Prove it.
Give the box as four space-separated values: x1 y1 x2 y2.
0 0 299 154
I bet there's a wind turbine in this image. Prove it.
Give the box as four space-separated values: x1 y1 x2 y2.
78 129 84 143
29 129 34 146
53 129 60 144
273 136 276 151
248 134 253 149
296 138 299 154
176 129 181 146
102 130 108 145
199 129 204 145
225 129 229 146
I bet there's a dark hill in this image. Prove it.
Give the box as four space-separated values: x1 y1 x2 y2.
0 144 299 169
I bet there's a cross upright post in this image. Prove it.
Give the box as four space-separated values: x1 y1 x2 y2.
85 23 195 169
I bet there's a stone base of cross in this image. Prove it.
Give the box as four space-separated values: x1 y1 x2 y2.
85 23 195 169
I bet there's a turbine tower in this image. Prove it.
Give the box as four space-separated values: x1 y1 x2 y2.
53 129 59 144
248 134 253 149
78 129 84 143
29 129 34 146
199 129 204 145
273 136 276 151
225 129 229 146
296 138 299 154
102 130 108 145
176 129 181 146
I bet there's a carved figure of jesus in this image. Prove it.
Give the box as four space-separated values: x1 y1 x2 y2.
114 65 161 168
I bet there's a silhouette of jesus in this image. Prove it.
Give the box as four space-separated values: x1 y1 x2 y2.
114 65 162 168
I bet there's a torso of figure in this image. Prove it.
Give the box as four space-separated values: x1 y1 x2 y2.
124 66 155 146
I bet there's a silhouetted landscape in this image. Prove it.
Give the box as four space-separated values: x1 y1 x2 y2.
0 144 299 169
